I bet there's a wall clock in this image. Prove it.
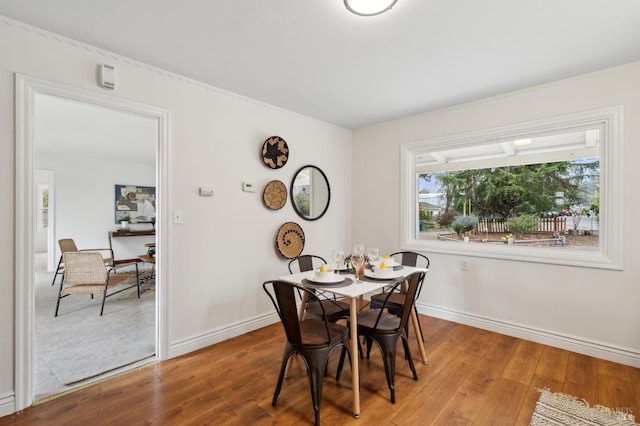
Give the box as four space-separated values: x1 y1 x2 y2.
263 180 287 210
261 136 289 169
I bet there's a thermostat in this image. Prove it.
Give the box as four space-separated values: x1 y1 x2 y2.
242 182 256 193
199 187 214 197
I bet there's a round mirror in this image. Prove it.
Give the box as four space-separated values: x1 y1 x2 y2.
290 165 330 221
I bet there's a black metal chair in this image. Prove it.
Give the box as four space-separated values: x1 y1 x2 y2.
337 271 425 404
288 255 350 323
369 251 430 341
263 280 351 426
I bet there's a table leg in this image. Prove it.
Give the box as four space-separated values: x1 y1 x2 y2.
350 297 360 418
410 307 428 364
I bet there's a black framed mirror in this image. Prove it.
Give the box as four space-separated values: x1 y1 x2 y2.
290 165 330 221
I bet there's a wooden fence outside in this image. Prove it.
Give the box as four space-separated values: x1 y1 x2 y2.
476 217 567 234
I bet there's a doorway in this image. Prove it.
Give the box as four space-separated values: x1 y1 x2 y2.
15 75 168 410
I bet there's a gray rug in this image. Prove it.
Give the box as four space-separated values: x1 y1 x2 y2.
530 389 638 425
36 269 155 391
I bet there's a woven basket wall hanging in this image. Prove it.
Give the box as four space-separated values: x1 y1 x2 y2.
261 136 289 169
263 180 287 210
275 222 305 259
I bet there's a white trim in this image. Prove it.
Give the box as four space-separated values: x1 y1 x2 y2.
14 74 170 411
0 392 16 418
168 313 279 359
416 301 640 368
401 106 624 270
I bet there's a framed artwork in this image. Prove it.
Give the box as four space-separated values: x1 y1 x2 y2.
115 184 156 224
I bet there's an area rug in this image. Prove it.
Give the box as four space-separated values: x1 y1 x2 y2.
530 389 638 426
36 269 155 389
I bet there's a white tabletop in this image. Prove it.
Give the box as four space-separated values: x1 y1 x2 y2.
278 265 427 299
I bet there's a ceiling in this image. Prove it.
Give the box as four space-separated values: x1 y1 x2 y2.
3 1 640 129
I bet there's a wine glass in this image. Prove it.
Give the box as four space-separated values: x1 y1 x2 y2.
353 244 364 255
367 247 379 265
331 249 344 273
350 252 365 283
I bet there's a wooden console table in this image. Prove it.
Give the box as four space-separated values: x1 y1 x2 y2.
108 229 156 266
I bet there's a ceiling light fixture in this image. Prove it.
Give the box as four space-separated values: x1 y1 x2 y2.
344 0 398 16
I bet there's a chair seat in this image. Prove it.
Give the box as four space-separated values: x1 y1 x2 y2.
370 291 405 310
300 319 349 346
357 308 401 332
59 273 135 296
305 299 350 321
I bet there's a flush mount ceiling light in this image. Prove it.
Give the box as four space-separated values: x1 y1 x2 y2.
344 0 398 16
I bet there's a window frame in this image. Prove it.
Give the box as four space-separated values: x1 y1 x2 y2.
400 106 624 270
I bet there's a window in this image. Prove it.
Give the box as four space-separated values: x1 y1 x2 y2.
400 107 623 269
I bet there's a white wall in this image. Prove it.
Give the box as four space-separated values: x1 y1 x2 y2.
0 16 352 413
36 154 156 260
352 61 640 366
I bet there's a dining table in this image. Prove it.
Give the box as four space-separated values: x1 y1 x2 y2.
278 264 428 418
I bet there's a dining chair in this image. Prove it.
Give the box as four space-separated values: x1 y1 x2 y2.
50 238 115 286
263 280 351 426
336 271 425 404
54 251 139 316
369 251 430 341
288 254 350 323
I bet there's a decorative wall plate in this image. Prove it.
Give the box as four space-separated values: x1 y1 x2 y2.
276 222 305 259
263 180 287 210
262 136 289 169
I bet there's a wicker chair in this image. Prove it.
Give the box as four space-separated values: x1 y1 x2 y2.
50 238 115 286
288 255 350 323
54 251 139 316
263 280 351 426
337 271 425 404
369 251 430 341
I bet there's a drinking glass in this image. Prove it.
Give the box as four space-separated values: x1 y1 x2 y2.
367 247 379 264
331 249 344 273
350 252 365 283
353 244 364 255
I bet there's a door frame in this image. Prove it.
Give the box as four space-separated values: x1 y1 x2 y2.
15 74 170 410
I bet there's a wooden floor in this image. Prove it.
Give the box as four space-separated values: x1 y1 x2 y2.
2 315 639 425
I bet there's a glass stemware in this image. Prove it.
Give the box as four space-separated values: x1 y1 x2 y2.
350 252 365 283
353 244 364 255
367 247 379 265
331 249 344 273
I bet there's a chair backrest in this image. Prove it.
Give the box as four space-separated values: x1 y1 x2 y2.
263 280 332 346
288 255 327 274
391 251 430 269
58 238 78 254
62 252 108 285
372 271 426 331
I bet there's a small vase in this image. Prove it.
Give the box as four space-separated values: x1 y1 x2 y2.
121 220 129 229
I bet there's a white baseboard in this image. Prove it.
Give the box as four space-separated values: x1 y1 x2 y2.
417 302 640 368
168 312 279 359
0 392 16 418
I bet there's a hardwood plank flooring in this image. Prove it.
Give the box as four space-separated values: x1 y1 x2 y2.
2 316 639 425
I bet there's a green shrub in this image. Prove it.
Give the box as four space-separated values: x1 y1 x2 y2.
507 214 538 238
451 215 478 236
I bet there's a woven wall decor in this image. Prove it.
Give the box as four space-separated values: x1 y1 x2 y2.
261 136 289 169
276 222 305 259
263 180 287 210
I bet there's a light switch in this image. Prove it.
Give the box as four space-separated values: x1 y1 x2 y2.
173 210 183 224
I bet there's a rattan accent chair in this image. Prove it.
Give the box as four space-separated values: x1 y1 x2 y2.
369 251 430 341
263 280 351 426
337 271 425 404
50 238 115 286
54 251 139 316
288 255 350 323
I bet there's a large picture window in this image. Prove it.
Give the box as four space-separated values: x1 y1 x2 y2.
400 107 623 269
